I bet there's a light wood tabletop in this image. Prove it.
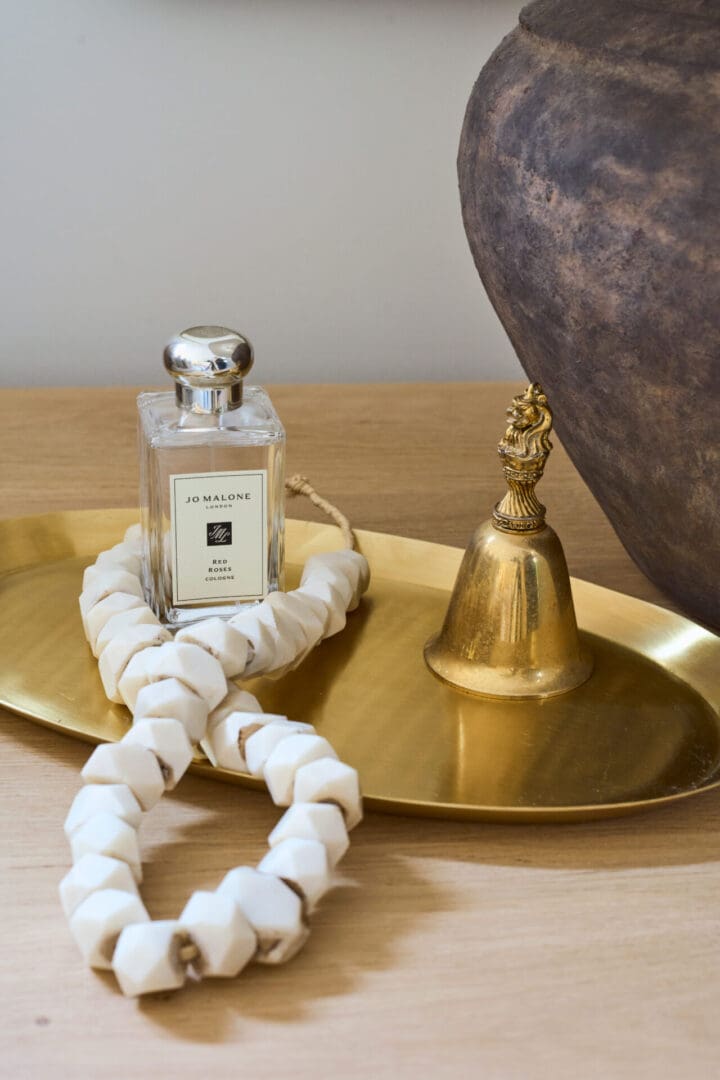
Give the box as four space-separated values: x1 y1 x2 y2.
1 383 718 1080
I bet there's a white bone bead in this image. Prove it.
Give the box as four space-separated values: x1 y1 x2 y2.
244 719 315 778
324 548 369 590
264 598 309 647
123 719 193 790
83 547 142 589
176 618 250 677
117 649 162 713
98 624 171 703
142 642 227 711
132 677 209 744
206 685 263 733
294 585 333 619
79 569 144 624
228 610 277 676
302 550 369 605
59 853 139 917
69 888 150 970
289 588 336 648
347 548 371 592
296 580 348 637
93 605 160 658
209 711 310 772
64 783 142 837
112 920 187 996
123 523 143 552
84 591 145 646
263 734 338 807
94 542 143 578
216 867 308 965
266 591 325 652
332 551 368 597
257 837 331 910
81 564 103 590
69 812 143 883
269 802 349 869
207 711 268 772
306 561 358 613
201 685 262 766
259 656 302 683
81 741 165 812
82 556 137 591
300 556 355 609
254 604 305 672
179 890 256 977
272 613 325 669
293 757 363 830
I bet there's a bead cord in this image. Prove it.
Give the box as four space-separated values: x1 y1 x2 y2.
62 519 369 997
285 474 356 551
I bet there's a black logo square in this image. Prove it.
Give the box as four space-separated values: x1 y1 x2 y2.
207 521 232 546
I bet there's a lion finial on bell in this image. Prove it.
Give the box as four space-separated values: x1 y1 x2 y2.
424 383 593 699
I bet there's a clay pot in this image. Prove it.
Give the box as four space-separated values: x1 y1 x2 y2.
458 0 720 628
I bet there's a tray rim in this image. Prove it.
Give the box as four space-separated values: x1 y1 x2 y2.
1 508 719 823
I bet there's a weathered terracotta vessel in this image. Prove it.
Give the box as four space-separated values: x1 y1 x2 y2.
458 0 720 629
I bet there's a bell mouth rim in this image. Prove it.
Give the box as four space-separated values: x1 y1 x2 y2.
423 635 594 701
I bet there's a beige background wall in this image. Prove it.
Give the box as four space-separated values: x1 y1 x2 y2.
0 0 525 387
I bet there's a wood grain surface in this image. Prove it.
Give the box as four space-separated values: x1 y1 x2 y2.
1 384 717 1080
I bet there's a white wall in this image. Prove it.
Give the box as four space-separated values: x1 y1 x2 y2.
0 0 524 387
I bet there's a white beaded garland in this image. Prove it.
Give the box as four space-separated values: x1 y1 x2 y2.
62 523 369 997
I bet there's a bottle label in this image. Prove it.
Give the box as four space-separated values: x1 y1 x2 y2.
169 470 268 605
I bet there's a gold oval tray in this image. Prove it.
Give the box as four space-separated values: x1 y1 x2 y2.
1 509 719 822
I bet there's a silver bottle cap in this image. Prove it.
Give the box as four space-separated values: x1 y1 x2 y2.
163 325 254 413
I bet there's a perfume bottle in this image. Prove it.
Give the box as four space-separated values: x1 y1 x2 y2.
138 325 285 628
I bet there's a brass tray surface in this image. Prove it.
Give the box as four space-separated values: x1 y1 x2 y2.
1 509 719 822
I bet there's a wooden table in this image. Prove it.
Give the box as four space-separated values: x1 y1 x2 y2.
1 384 718 1080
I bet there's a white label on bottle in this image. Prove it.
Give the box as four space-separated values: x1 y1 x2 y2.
169 470 268 605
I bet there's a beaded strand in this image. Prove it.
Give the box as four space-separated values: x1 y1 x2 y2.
61 523 369 997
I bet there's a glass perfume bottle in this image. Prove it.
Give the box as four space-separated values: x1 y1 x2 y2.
138 325 285 628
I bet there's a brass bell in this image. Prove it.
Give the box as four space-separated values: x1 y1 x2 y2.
424 383 593 699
